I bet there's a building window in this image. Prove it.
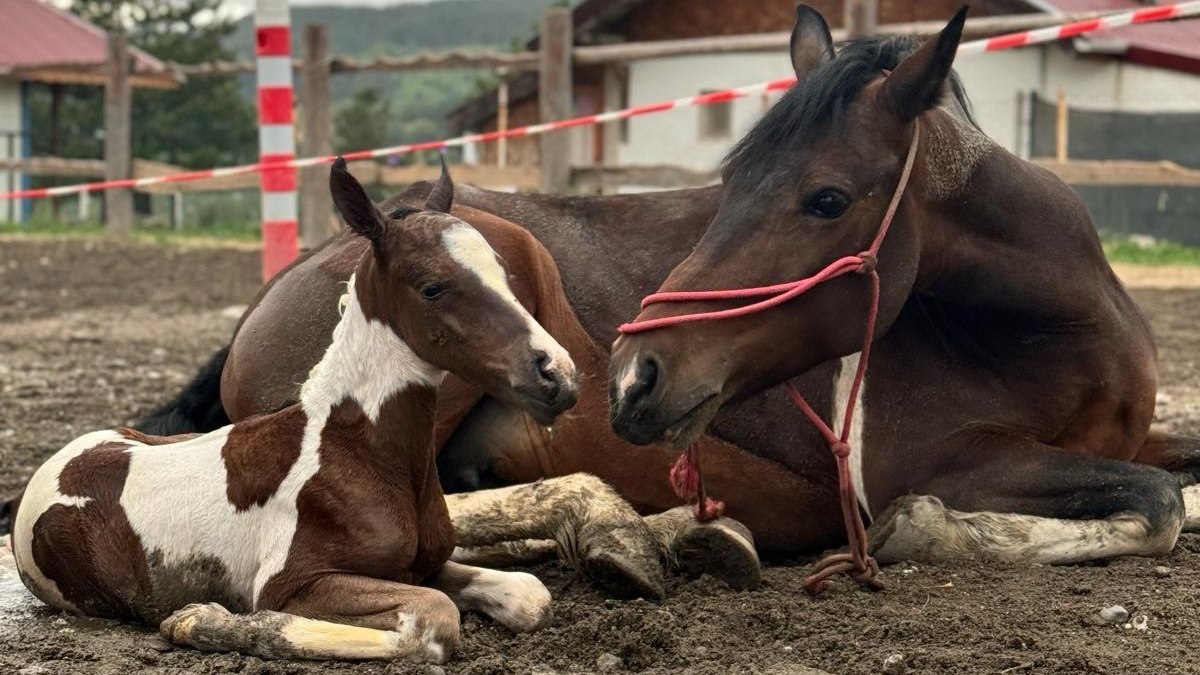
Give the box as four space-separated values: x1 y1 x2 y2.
698 90 732 140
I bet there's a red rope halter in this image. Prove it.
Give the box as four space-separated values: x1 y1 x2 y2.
618 122 921 594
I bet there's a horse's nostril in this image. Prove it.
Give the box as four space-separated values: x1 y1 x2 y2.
635 355 659 401
534 351 558 386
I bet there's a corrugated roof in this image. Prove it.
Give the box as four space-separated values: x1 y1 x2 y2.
0 0 170 81
1040 0 1200 72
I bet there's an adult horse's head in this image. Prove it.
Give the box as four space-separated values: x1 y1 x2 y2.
610 6 968 446
329 159 578 424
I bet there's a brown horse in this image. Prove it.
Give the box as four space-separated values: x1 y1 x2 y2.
12 161 581 662
131 5 1200 588
611 5 1200 577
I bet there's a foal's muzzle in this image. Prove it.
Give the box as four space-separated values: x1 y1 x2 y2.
512 350 578 425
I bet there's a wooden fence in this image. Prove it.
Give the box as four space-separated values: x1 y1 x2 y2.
11 6 1198 241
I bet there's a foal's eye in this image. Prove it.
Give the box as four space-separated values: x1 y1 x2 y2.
807 189 851 219
419 283 448 301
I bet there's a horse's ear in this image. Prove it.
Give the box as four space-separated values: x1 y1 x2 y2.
425 158 454 213
329 157 387 246
879 5 968 121
790 5 834 78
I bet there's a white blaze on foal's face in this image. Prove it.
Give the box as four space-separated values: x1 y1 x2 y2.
440 224 575 388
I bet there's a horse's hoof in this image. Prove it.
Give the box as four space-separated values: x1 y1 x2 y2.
160 602 233 647
581 544 666 600
673 516 762 590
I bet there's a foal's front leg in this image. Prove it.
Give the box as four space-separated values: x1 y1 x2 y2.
427 560 551 632
161 574 460 662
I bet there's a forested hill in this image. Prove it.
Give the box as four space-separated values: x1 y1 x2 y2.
227 0 555 57
225 0 558 150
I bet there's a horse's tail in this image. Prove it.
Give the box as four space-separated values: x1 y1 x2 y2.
133 345 231 435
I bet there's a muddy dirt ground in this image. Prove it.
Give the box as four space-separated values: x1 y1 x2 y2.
2 236 1200 675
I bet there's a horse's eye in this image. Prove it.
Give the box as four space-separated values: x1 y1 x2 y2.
807 190 850 219
419 283 448 301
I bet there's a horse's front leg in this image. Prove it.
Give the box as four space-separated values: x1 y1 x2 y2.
426 560 551 632
868 436 1184 564
160 574 460 662
445 474 665 599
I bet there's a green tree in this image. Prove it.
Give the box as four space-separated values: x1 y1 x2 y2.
30 0 256 169
334 87 389 155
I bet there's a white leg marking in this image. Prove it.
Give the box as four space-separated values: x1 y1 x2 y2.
1182 485 1200 532
873 495 1180 564
832 353 869 517
441 562 551 632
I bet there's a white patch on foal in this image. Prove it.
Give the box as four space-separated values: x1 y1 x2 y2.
442 224 575 385
872 495 1180 564
832 353 870 517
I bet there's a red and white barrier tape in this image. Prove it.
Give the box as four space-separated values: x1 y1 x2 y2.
4 1 1199 203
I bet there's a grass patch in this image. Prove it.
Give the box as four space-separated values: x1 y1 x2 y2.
1102 235 1200 267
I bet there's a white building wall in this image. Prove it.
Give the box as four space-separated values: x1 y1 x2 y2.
616 44 1200 173
0 79 22 223
619 52 793 172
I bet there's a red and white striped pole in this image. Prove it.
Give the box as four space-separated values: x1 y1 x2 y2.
255 0 298 281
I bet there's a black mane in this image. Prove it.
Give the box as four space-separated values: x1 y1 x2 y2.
722 35 975 185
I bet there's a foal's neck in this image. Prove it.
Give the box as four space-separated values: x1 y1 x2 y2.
300 278 444 474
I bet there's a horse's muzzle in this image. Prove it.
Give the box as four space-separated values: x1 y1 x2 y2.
513 352 579 425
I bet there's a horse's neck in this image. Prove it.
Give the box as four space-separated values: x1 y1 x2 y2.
914 113 1116 324
300 286 444 480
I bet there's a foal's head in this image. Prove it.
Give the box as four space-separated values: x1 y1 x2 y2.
611 6 969 445
329 159 578 424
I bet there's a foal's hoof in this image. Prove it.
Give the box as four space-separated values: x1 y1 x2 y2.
581 533 666 600
674 516 761 590
160 602 234 649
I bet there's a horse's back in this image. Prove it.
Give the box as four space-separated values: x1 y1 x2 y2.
13 426 260 622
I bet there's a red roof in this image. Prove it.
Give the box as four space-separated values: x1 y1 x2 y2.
0 0 169 81
1038 0 1200 74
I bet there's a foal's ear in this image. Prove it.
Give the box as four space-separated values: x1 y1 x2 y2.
880 5 968 121
425 158 454 213
330 157 387 245
790 5 834 78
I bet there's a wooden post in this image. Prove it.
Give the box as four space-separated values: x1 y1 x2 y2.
538 7 572 193
104 33 133 235
299 23 333 248
172 192 183 231
50 83 63 221
496 68 509 168
1055 88 1068 162
844 0 878 38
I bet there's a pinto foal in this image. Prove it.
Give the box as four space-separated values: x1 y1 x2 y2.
12 160 578 662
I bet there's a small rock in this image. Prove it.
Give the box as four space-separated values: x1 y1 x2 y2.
783 645 794 653
1132 615 1149 632
18 666 50 675
882 653 905 674
144 636 174 652
1100 605 1129 624
422 666 446 675
596 652 623 672
1153 566 1172 578
151 347 167 360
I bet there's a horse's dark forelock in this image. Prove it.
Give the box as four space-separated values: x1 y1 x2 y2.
721 35 975 186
